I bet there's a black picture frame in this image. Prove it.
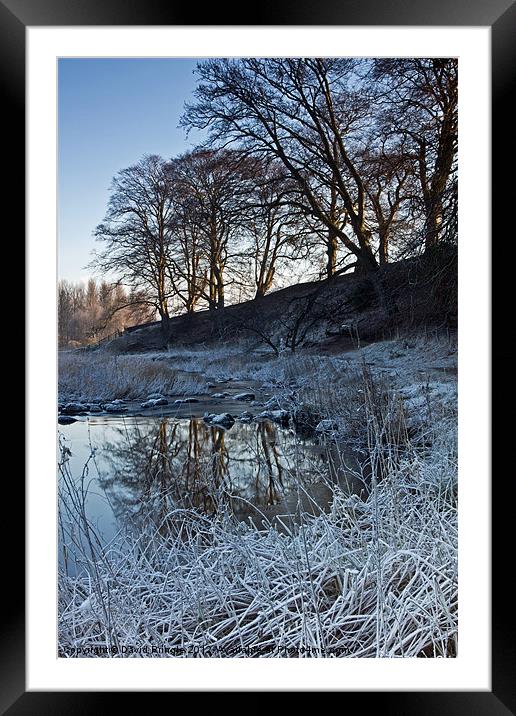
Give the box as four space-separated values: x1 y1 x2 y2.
4 0 511 709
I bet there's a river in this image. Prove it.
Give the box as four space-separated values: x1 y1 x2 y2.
58 415 367 552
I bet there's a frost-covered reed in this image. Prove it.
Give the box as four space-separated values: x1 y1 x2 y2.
58 422 457 658
58 351 206 402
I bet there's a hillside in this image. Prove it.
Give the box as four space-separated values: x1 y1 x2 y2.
106 246 457 354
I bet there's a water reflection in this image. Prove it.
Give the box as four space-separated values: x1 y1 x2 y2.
90 417 364 532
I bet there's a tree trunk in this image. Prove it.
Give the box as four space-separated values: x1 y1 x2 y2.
423 109 455 252
208 266 216 310
326 230 338 279
255 266 275 298
379 226 389 266
424 198 443 251
354 242 378 275
208 218 218 310
217 277 225 309
211 262 224 309
326 174 339 278
159 313 171 342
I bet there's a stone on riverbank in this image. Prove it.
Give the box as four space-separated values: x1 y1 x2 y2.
254 409 290 425
203 412 235 429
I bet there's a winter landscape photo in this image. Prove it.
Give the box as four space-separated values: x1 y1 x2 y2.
57 57 458 659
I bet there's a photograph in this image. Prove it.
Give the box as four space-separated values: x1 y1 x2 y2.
57 56 458 659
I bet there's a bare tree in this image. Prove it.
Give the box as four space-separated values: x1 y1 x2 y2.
182 58 381 274
164 171 209 313
57 279 154 347
169 149 255 310
232 280 335 355
361 148 415 264
373 58 458 251
91 154 175 327
58 280 75 346
242 161 310 298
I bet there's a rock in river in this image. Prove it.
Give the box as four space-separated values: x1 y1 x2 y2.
141 397 169 408
233 391 255 401
61 402 88 415
174 397 199 404
88 404 102 412
104 403 128 413
58 415 77 425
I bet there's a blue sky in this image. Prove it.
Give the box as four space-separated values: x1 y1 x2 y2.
58 58 203 282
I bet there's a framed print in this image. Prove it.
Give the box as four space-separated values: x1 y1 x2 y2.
2 0 510 709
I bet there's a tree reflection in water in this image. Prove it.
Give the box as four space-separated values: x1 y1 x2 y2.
97 417 363 535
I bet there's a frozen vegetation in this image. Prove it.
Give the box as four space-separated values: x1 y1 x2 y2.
58 351 206 402
59 334 456 407
59 466 456 657
58 335 457 657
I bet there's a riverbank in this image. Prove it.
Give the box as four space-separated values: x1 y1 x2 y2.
59 333 456 440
